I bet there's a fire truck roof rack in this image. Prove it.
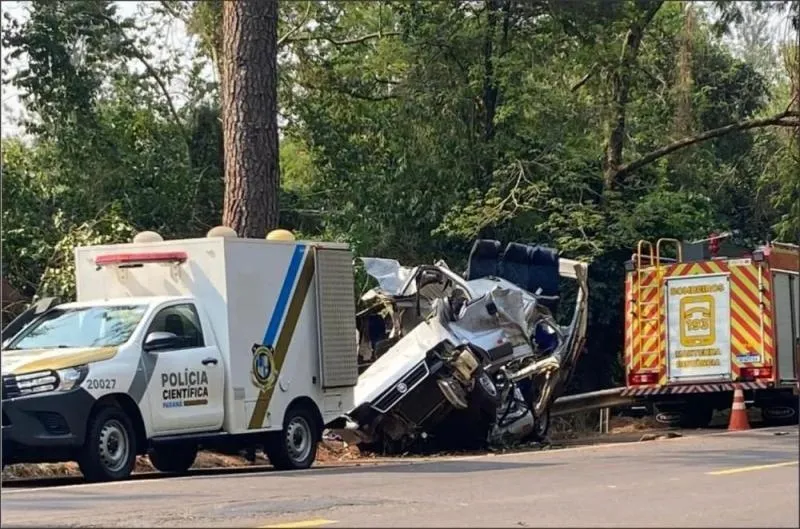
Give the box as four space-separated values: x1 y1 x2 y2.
630 238 683 271
630 253 678 264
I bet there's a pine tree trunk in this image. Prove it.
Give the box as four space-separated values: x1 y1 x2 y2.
221 0 279 238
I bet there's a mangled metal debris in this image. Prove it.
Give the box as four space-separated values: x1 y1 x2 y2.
340 240 589 454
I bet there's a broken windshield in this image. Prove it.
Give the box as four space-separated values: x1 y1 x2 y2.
4 305 148 351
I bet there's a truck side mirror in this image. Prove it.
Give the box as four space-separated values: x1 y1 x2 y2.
143 331 181 352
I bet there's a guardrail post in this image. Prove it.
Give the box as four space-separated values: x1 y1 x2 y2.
598 407 610 434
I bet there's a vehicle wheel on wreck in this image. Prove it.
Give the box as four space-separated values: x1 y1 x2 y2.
531 409 551 440
473 370 501 414
518 376 551 442
432 369 502 450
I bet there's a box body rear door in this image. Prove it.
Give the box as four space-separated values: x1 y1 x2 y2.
665 273 732 382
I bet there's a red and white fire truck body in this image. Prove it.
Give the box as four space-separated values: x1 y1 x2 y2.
622 237 799 427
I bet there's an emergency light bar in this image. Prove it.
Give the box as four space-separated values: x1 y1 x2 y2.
95 251 188 268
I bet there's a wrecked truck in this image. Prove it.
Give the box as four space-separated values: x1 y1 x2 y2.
340 240 589 452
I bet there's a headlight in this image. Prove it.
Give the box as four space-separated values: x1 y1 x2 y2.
12 365 88 396
56 365 88 391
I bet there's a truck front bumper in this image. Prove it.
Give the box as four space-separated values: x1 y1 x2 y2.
2 388 95 464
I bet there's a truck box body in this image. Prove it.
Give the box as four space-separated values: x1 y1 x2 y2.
623 243 799 397
73 236 358 435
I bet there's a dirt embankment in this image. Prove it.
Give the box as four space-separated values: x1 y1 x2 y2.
2 415 662 481
1 438 365 480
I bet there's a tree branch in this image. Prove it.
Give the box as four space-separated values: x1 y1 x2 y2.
786 92 799 113
129 48 184 130
157 1 192 25
287 31 400 46
571 63 597 92
277 1 312 47
373 75 399 85
614 111 800 179
93 13 184 132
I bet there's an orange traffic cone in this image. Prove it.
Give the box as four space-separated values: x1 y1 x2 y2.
728 386 750 431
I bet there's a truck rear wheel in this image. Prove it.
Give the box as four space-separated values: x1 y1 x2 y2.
654 403 713 429
148 443 198 474
265 404 320 471
78 405 137 483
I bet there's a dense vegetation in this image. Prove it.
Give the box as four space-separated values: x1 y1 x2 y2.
2 0 798 392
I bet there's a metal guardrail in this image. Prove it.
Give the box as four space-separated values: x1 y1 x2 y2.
550 387 640 418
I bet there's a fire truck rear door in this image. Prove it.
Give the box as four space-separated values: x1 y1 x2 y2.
665 273 732 382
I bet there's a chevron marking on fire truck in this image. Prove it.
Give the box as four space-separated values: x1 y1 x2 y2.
621 380 769 397
624 278 632 372
728 262 773 367
628 268 662 373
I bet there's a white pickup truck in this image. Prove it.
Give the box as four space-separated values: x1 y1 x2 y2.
1 228 358 482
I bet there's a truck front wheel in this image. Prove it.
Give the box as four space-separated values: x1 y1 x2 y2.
148 443 198 474
265 404 320 471
78 405 137 483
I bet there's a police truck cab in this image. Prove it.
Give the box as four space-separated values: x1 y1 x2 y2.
1 227 359 482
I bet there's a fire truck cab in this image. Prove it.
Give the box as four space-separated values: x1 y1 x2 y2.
622 236 799 428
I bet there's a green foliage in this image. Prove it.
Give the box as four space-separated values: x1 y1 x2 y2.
2 0 797 391
38 208 137 300
1 139 59 296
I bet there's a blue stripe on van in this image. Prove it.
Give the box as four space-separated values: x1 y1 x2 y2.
262 244 307 345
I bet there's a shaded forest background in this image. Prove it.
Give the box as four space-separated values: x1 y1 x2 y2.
2 0 799 393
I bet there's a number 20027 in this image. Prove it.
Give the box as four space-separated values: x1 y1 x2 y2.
86 378 116 390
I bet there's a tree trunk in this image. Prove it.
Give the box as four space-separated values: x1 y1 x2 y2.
221 0 280 238
602 0 664 193
479 0 500 189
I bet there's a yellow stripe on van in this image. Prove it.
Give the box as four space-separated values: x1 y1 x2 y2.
248 248 317 429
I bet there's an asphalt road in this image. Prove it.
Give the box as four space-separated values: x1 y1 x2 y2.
1 426 798 528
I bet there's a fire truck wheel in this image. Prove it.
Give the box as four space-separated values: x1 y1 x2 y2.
78 405 137 483
266 404 320 471
653 405 682 427
761 400 799 426
148 443 198 474
654 404 712 429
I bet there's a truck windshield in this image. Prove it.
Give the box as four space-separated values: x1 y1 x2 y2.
6 305 148 351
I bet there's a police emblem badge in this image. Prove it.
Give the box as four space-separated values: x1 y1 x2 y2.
251 343 277 391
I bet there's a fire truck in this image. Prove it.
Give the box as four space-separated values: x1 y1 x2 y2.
622 235 799 428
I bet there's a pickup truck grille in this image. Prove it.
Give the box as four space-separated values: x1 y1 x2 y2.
2 375 21 400
372 362 430 413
